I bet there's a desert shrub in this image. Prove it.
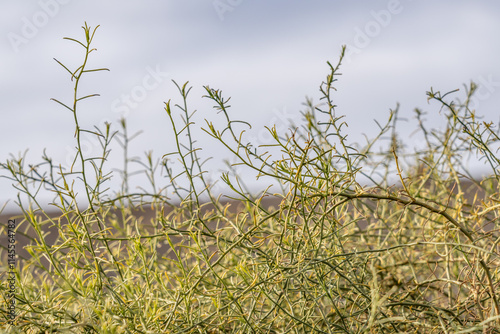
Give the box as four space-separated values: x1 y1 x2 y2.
1 23 500 333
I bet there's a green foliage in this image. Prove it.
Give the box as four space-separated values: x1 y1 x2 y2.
1 23 500 333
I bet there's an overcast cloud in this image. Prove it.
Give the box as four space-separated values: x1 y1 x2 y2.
2 1 500 211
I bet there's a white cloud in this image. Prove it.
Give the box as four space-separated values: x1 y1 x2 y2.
2 1 500 208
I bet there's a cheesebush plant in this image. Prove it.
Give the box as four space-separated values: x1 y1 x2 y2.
1 23 500 333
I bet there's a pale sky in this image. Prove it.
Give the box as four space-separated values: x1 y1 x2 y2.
2 1 500 211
